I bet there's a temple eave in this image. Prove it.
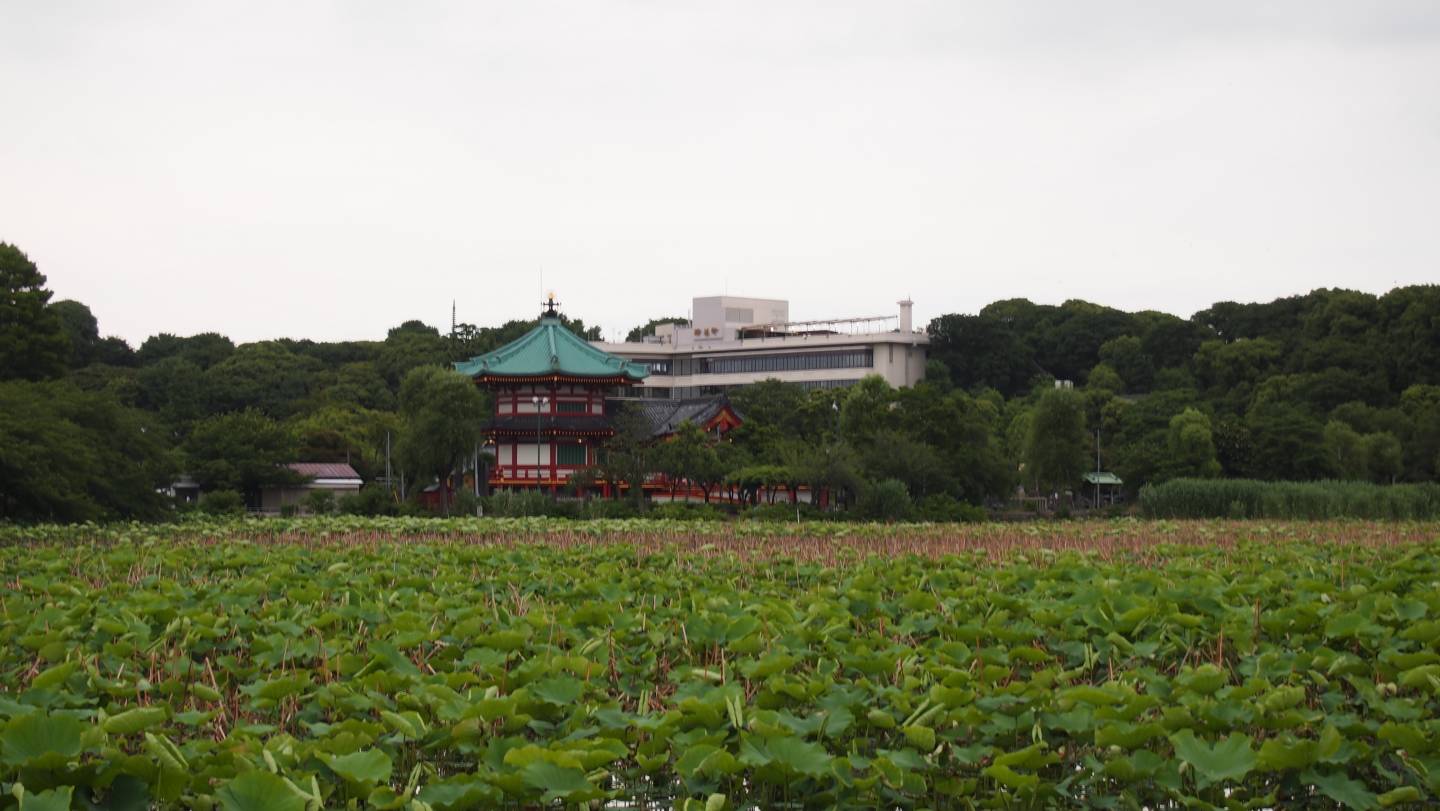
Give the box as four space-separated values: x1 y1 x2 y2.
478 374 641 385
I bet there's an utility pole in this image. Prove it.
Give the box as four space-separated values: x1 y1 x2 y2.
1095 428 1102 509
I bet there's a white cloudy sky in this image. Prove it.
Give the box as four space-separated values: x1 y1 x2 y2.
3 1 1437 345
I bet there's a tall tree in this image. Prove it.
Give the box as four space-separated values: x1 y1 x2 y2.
50 299 100 368
1023 388 1088 492
395 366 489 514
1165 408 1221 479
0 380 174 521
183 409 300 496
0 243 68 381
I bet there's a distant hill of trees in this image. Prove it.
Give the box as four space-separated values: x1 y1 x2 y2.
2 238 1437 521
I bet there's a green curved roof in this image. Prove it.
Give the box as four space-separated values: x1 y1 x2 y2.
454 316 649 382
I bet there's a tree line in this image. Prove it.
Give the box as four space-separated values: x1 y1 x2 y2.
2 238 1438 522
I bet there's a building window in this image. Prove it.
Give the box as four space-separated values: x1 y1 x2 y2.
557 401 587 413
724 307 755 323
696 349 873 376
557 444 587 466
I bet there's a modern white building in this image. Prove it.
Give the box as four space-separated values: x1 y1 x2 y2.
593 296 928 399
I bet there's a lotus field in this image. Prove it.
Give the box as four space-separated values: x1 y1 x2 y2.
3 518 1440 810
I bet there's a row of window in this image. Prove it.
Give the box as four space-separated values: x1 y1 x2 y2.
641 349 873 377
498 444 589 466
617 380 862 400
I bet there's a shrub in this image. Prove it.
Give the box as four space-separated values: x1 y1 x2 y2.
484 491 581 518
744 502 823 522
856 479 914 522
198 490 245 516
451 490 483 517
1139 478 1440 520
338 486 398 516
280 503 298 518
916 493 986 523
583 499 640 519
304 489 335 516
650 502 722 521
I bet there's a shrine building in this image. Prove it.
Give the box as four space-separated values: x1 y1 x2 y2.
455 297 649 491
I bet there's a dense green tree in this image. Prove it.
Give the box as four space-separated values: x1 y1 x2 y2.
1086 363 1123 394
1245 401 1328 480
597 404 658 505
839 375 897 447
1023 388 1088 492
377 320 451 388
312 362 395 411
1322 419 1367 480
860 430 949 498
1036 301 1137 384
289 404 398 482
1137 312 1213 372
926 313 1035 396
1098 335 1154 392
395 367 490 514
652 421 724 502
1165 408 1221 479
137 357 207 433
68 363 141 406
1399 385 1440 481
1364 432 1404 484
183 409 299 496
205 342 323 417
137 332 234 369
0 380 174 521
855 478 914 521
1193 338 1282 412
0 243 68 381
784 441 862 510
1382 285 1440 388
51 299 100 368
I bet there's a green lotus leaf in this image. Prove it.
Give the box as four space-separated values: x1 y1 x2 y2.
1377 786 1421 807
2 712 85 767
1095 722 1166 749
321 748 394 785
1301 768 1379 810
1170 730 1257 787
765 735 832 777
902 725 935 751
1175 665 1228 696
417 775 501 810
18 786 73 811
1257 727 1341 771
520 761 597 802
530 676 584 706
30 661 78 690
216 770 306 811
103 706 169 735
982 762 1039 791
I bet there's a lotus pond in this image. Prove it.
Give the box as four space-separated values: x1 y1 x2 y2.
2 518 1438 809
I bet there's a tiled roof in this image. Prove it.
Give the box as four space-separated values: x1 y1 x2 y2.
454 316 649 381
613 395 734 438
287 462 362 480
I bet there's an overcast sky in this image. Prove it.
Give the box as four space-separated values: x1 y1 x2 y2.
3 1 1437 346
